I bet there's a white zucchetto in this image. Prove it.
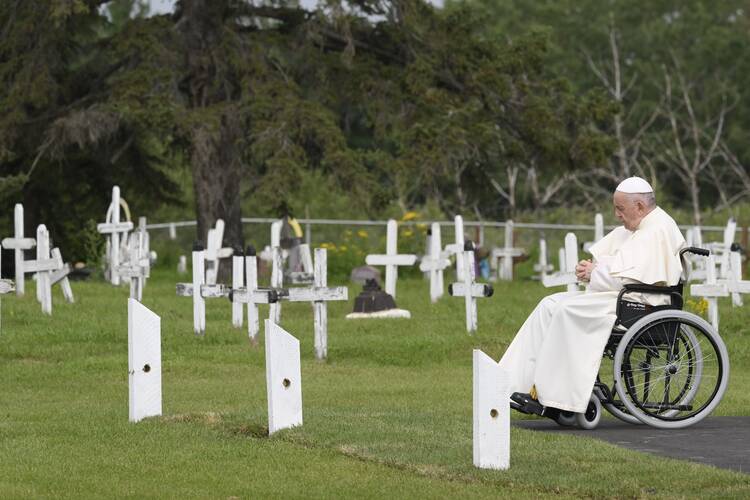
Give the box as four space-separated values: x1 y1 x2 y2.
616 176 653 193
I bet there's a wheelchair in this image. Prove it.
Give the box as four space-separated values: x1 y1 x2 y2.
554 246 731 430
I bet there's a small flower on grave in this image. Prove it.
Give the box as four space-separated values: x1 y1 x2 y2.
686 298 708 316
321 242 335 250
357 230 368 238
401 211 419 221
416 223 427 231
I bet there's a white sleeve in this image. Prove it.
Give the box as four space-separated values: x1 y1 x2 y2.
589 263 623 292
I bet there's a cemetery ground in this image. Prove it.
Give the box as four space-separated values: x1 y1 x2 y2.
2 271 749 498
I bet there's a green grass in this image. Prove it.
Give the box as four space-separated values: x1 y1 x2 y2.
1 270 749 498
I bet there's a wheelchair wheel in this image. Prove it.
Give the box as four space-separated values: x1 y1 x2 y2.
613 310 730 429
596 368 641 425
555 410 577 427
574 394 602 430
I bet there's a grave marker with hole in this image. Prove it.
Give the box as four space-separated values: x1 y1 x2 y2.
1 204 35 296
542 232 580 292
473 350 510 470
265 320 303 435
128 298 162 423
448 242 493 333
365 219 416 299
419 223 451 303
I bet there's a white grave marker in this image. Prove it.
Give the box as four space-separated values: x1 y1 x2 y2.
419 223 451 303
1 204 35 296
97 186 133 286
128 298 162 423
25 225 74 315
177 255 187 274
583 213 604 253
365 219 417 298
232 248 244 328
542 233 580 293
492 220 524 281
269 247 283 324
205 219 234 285
690 254 725 331
473 350 510 470
449 243 493 333
443 215 466 281
265 320 303 435
533 238 554 281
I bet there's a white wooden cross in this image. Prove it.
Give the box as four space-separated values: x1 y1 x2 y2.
443 215 466 281
1 203 35 296
492 220 524 281
117 218 151 301
685 226 706 280
177 255 187 274
583 213 604 253
690 254 725 331
448 243 493 333
419 223 451 303
265 320 303 435
533 238 554 281
716 219 737 280
26 225 74 315
287 243 314 285
97 186 133 285
0 244 16 333
713 250 750 308
473 350 510 470
542 232 580 293
365 219 417 298
229 245 276 344
269 247 283 324
205 219 234 285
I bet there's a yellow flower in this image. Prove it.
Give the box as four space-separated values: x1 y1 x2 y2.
357 230 368 238
321 242 335 249
416 223 427 230
401 211 419 221
403 229 414 237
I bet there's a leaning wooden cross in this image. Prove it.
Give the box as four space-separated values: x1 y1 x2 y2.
365 219 417 299
26 225 75 315
204 219 234 285
419 223 451 303
1 204 35 296
97 186 134 286
542 232 580 293
492 220 524 281
449 242 493 333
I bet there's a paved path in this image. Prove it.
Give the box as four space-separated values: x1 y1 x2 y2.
515 416 750 474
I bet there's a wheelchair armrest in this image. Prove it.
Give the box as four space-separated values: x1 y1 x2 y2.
616 284 683 322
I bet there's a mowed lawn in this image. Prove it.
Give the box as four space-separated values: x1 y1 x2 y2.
2 269 749 498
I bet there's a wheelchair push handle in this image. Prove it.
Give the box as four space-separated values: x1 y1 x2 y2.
680 246 709 258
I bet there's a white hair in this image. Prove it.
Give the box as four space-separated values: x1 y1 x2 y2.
629 192 656 208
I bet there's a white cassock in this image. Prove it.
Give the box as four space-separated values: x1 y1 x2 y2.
498 207 685 412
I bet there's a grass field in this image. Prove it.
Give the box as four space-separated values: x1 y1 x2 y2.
1 269 749 498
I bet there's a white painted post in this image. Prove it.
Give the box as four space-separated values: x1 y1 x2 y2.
168 223 176 240
690 254 725 331
491 221 524 281
205 219 224 285
533 238 553 281
245 247 260 343
583 213 604 253
313 248 328 360
50 248 74 303
454 215 465 281
419 223 450 303
718 219 737 280
730 251 743 307
265 320 303 435
177 255 187 274
36 225 52 315
192 243 206 335
0 204 35 296
271 220 282 249
473 350 510 470
542 233 579 291
232 249 244 328
269 247 283 324
558 247 566 273
448 244 493 333
128 298 162 423
365 219 417 299
97 186 133 286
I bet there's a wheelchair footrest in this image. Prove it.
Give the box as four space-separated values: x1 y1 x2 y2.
510 392 561 420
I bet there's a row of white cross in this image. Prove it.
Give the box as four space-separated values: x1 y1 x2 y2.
1 204 75 314
128 300 510 469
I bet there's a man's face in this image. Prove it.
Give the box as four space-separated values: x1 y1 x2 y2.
613 191 645 231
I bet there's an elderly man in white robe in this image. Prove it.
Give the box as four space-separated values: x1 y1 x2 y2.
500 177 685 419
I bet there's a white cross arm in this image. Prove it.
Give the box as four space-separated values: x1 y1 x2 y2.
97 221 134 234
217 247 234 259
0 279 15 294
366 254 417 266
1 237 35 250
717 279 750 294
176 283 230 298
418 257 451 272
24 258 59 273
444 243 462 255
285 286 348 303
448 282 493 298
491 248 524 258
534 264 554 272
49 263 72 285
690 283 729 298
231 288 280 304
542 273 578 288
118 264 148 279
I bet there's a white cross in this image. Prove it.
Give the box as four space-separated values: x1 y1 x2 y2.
365 219 416 298
443 215 466 281
229 246 277 344
715 250 750 308
205 219 234 285
542 233 580 293
419 223 451 303
492 220 524 281
685 226 705 280
26 225 74 315
1 204 35 296
690 253 725 331
117 218 151 301
449 243 493 333
287 243 314 284
583 213 604 253
533 238 554 281
97 186 133 285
